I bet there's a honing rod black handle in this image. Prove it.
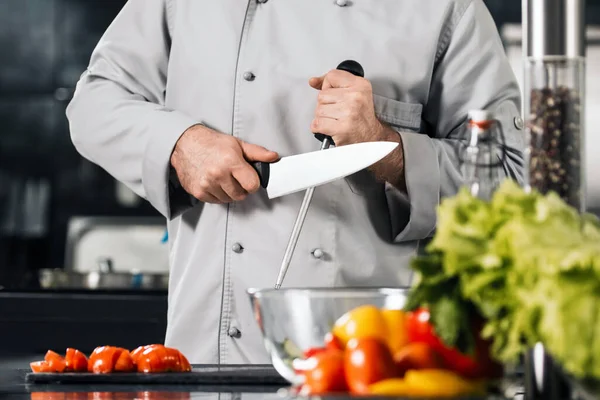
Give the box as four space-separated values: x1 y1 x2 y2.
313 60 365 144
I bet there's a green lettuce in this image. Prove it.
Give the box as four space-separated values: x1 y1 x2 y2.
405 179 600 380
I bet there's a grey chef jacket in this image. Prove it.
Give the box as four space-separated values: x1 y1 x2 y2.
66 0 525 364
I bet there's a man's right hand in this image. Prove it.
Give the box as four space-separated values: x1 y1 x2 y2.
170 125 279 204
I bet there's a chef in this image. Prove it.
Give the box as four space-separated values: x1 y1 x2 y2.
66 0 525 364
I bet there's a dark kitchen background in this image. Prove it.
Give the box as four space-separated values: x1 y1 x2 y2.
1 0 600 360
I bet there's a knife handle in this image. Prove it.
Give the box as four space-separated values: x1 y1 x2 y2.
313 60 365 145
251 161 270 188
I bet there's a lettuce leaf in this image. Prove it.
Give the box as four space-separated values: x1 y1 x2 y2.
405 179 600 380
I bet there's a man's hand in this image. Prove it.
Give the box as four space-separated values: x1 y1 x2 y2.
309 70 390 146
309 70 407 191
170 125 279 204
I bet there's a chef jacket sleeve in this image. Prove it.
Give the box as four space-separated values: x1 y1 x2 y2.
66 0 199 219
389 0 525 242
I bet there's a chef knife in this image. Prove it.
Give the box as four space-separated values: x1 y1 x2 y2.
251 140 398 199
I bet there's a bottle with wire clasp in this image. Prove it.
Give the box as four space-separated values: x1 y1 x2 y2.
460 110 508 201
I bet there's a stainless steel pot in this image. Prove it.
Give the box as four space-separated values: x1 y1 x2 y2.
38 258 168 290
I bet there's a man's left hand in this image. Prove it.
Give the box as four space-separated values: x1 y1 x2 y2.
308 70 406 191
309 69 396 146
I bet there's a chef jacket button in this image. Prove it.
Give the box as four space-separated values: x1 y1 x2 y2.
311 248 324 259
243 71 256 81
232 243 244 253
228 326 241 338
335 0 349 6
514 116 524 130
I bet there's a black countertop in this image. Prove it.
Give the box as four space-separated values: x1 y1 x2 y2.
0 356 525 400
0 361 286 400
0 356 287 399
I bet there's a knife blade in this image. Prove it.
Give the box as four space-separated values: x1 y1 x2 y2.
251 140 398 199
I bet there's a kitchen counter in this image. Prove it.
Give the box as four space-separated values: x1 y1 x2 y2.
0 365 528 400
0 356 526 400
0 363 284 400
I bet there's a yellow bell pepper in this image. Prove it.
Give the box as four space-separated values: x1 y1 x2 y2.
380 308 409 354
332 305 388 347
368 370 486 398
403 369 487 397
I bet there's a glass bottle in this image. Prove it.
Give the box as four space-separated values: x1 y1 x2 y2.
460 110 506 201
523 0 586 212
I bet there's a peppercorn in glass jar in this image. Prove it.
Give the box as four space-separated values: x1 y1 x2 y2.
524 58 585 211
523 0 586 212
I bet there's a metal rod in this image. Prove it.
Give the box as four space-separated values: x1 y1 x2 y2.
275 138 331 289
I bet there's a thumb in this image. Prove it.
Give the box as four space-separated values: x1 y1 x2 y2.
309 76 324 90
239 141 280 162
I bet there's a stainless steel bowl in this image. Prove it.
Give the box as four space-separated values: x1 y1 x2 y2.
247 287 410 385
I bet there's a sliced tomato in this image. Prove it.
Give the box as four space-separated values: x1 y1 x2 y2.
88 392 114 400
30 392 67 400
136 345 168 373
131 344 162 363
65 393 90 400
165 347 184 371
65 348 88 372
30 361 53 373
130 345 148 363
44 350 67 373
136 346 189 373
135 392 192 400
114 348 135 372
88 346 122 374
178 352 192 372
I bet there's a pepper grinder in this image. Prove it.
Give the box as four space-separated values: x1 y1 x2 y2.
522 1 586 399
523 0 586 212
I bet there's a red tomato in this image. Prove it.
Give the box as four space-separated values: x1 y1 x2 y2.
135 392 191 400
30 392 67 400
344 338 398 394
130 344 164 364
88 392 114 400
44 350 67 373
88 346 122 374
30 361 53 373
136 346 185 372
177 351 192 372
324 332 343 352
114 348 135 372
303 347 327 358
65 348 88 372
65 393 89 400
406 307 502 379
302 349 347 394
393 342 445 375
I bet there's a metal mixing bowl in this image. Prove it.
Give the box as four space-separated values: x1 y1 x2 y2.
247 287 410 385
